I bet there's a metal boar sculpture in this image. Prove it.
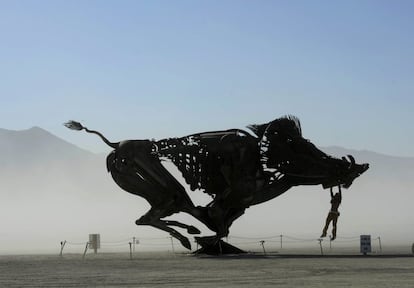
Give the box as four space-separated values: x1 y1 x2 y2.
65 116 369 254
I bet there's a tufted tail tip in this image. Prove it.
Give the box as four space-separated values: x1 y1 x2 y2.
64 120 84 131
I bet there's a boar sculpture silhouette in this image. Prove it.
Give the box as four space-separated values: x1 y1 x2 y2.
65 115 368 254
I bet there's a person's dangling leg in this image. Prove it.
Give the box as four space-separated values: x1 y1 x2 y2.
331 215 338 240
321 213 333 238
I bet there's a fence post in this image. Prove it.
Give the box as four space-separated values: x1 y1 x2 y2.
377 237 382 253
59 240 66 257
170 237 175 253
280 235 283 249
260 240 267 255
318 239 324 256
82 242 89 260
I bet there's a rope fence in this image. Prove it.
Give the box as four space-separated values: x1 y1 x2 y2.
59 233 384 257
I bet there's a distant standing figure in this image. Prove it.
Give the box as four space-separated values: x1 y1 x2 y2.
320 186 342 240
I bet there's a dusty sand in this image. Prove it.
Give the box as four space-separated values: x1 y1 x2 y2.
0 252 413 287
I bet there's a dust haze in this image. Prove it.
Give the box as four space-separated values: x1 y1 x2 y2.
1 127 413 254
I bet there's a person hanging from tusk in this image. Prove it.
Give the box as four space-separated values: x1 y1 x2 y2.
320 185 342 241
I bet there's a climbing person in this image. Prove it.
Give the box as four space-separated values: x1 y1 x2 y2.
320 186 342 240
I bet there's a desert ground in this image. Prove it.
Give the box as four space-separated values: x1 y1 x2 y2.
1 250 413 288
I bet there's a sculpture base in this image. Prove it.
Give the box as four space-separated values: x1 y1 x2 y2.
194 237 247 255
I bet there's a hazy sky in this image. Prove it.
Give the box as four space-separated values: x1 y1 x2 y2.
1 0 413 156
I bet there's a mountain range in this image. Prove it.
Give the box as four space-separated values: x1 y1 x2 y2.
0 127 413 254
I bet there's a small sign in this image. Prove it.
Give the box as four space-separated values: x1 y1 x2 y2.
89 234 101 250
360 235 371 254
